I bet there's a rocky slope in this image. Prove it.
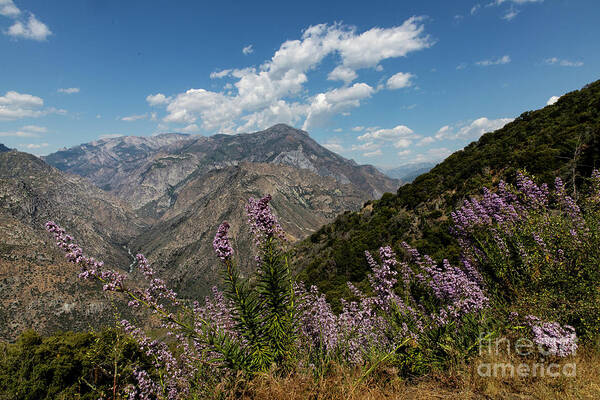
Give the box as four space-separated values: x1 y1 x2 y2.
0 151 147 340
45 124 399 217
131 161 370 299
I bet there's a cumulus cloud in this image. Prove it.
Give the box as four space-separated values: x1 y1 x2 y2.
476 55 511 66
351 126 364 132
386 72 414 89
242 44 254 55
99 133 124 140
351 141 380 151
21 142 48 149
435 117 513 140
0 90 59 120
327 66 357 84
58 87 80 94
146 93 172 106
544 57 583 67
0 0 20 17
363 149 383 157
0 124 47 137
303 83 374 130
358 125 416 141
181 124 200 133
148 18 432 133
471 4 481 14
546 95 560 105
121 113 147 122
6 13 51 41
21 124 46 133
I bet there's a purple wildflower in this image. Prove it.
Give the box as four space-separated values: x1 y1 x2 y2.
213 221 234 261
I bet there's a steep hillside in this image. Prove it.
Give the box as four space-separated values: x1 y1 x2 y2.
45 124 398 217
295 80 600 307
0 151 147 340
0 144 9 153
132 162 370 299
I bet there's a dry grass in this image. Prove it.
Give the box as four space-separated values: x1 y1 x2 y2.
212 348 600 400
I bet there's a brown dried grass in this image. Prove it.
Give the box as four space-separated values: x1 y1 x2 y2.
212 348 600 400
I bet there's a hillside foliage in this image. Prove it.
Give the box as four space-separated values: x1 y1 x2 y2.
295 80 600 308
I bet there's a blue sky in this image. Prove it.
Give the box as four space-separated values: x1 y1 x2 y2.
0 0 598 167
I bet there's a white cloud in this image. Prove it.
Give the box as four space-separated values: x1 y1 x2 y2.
358 124 416 141
327 66 357 84
6 13 51 41
363 149 383 157
0 90 56 120
181 124 200 133
386 72 414 89
0 0 20 17
417 136 436 146
21 142 48 149
333 128 342 132
99 133 124 140
435 117 513 140
397 149 411 157
242 44 254 55
476 55 511 66
58 87 80 94
322 139 345 153
121 113 147 122
303 83 374 130
394 138 412 148
544 57 583 67
210 69 232 79
546 95 560 106
351 126 364 132
456 62 467 70
471 4 481 14
146 93 171 106
150 18 431 133
21 124 47 133
502 8 519 20
351 141 380 151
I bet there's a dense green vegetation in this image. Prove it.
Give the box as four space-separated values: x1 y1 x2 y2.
0 329 149 400
296 80 600 309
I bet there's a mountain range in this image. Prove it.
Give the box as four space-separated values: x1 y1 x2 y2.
0 125 398 338
3 80 600 338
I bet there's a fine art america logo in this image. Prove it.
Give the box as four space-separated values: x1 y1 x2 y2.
477 333 577 378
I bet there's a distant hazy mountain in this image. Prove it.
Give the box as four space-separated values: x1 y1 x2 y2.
0 151 146 340
45 124 399 218
381 162 437 183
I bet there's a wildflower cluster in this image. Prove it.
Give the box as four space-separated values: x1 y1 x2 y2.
525 316 578 357
44 171 600 397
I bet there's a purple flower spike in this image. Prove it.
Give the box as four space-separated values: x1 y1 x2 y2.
245 194 285 244
213 221 234 261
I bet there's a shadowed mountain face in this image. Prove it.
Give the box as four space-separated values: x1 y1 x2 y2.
45 124 399 218
131 161 370 299
0 151 147 340
0 144 9 153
